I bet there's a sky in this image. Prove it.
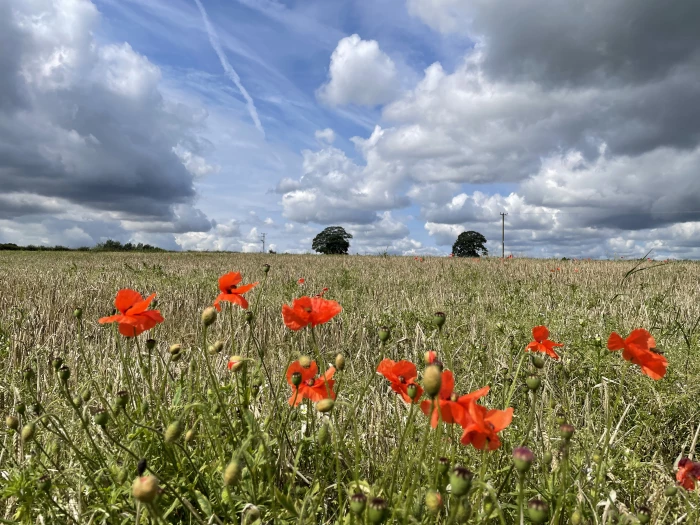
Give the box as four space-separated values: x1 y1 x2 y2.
2 0 700 258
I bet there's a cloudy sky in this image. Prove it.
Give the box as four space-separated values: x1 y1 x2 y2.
2 0 700 258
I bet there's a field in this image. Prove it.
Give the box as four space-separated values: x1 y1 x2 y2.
1 251 699 524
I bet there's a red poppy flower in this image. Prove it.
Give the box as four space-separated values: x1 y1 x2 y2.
315 287 330 298
677 458 700 490
607 329 668 380
298 278 305 285
99 289 164 337
460 402 514 450
377 359 423 403
282 296 342 330
213 272 259 311
285 360 336 406
525 326 564 360
419 371 485 428
425 350 438 364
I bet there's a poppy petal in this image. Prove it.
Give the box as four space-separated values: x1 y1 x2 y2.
218 272 242 293
282 304 310 331
125 293 156 315
439 370 455 400
532 325 549 342
114 289 143 314
232 282 259 295
607 332 626 351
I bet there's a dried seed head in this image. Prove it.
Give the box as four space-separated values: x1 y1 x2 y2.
132 476 159 503
527 499 549 524
513 447 534 473
315 399 335 413
449 467 473 497
201 306 218 327
423 365 443 398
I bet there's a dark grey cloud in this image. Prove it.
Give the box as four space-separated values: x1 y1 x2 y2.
0 0 212 231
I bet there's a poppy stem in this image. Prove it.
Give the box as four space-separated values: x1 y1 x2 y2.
400 403 434 524
504 353 527 409
386 401 416 500
201 325 238 443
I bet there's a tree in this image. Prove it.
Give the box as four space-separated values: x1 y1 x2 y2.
312 226 353 255
452 231 488 257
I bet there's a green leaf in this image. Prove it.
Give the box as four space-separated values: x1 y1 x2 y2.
194 490 213 516
275 488 299 517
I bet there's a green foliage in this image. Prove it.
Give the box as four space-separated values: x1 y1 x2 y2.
452 231 488 257
312 226 353 255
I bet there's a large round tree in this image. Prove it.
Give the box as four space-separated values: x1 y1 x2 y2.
312 226 353 255
452 231 488 257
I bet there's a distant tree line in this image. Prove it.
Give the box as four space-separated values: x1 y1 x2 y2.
0 239 166 252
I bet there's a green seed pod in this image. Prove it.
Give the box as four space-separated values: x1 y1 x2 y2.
185 428 197 444
115 390 129 409
94 410 109 427
58 365 70 382
433 312 446 329
51 357 63 371
531 355 545 369
244 310 254 324
38 475 52 492
6 415 19 431
349 492 367 515
23 368 36 382
262 263 271 274
406 383 419 401
543 451 553 466
335 353 345 371
527 499 549 524
81 389 92 402
438 456 450 475
21 422 36 443
449 467 473 497
32 403 42 415
378 326 391 343
201 306 218 327
224 459 243 486
636 507 651 525
73 308 83 320
146 339 157 350
664 485 678 497
291 371 302 386
423 365 443 398
368 497 388 524
16 403 26 416
526 374 541 391
164 420 184 444
513 447 534 474
560 423 575 441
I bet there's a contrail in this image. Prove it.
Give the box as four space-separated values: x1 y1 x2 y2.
193 0 265 136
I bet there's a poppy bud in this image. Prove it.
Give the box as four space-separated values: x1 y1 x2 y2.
424 350 437 364
6 415 19 431
315 399 335 413
299 355 312 368
51 357 63 371
335 353 345 371
531 355 545 369
32 403 42 415
72 396 82 408
168 344 182 356
146 339 157 350
425 490 442 514
244 310 254 324
543 451 553 466
73 307 83 319
664 485 677 497
527 499 549 524
227 355 244 372
23 368 36 382
423 365 442 398
406 383 419 401
132 475 159 503
513 447 534 473
317 423 329 445
526 374 541 391
38 475 52 492
208 340 224 354
201 306 218 327
94 410 109 427
368 497 388 524
636 506 651 524
185 428 196 444
115 390 129 409
81 389 91 402
164 420 184 444
433 312 446 329
291 371 302 386
350 492 367 515
592 451 602 463
438 457 450 475
242 504 260 524
378 326 391 343
449 466 473 497
570 509 583 525
16 402 26 416
224 458 243 486
262 263 271 274
560 423 575 441
555 413 566 425
21 422 36 443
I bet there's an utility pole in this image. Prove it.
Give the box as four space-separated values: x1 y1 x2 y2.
500 212 508 259
260 232 266 253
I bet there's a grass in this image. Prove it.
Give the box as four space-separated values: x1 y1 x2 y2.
0 251 699 524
